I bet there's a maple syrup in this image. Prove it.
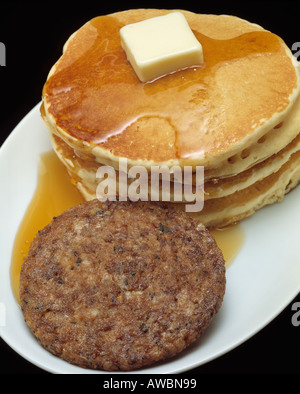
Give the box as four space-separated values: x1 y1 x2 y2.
210 225 245 266
43 14 295 160
10 151 84 303
11 151 245 303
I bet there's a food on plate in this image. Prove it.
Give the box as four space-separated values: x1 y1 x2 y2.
18 7 300 372
19 200 226 371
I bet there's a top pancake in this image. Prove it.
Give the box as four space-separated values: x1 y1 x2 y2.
42 9 300 169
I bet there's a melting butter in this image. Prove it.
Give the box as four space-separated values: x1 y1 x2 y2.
120 12 204 82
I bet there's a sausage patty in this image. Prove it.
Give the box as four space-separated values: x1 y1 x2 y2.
20 200 226 371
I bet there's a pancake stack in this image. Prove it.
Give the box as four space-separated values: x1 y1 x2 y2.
41 9 300 228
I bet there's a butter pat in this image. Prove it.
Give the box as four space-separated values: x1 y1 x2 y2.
120 12 204 82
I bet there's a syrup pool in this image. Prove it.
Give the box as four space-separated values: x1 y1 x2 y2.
10 151 84 303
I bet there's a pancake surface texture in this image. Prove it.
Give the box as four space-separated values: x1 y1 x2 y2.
20 200 225 371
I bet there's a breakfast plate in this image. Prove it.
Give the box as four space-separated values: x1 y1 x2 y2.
1 102 300 374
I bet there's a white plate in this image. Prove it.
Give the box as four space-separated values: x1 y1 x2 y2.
1 103 300 374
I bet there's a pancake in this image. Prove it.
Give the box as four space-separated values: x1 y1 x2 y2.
41 9 300 229
42 9 300 169
49 125 300 199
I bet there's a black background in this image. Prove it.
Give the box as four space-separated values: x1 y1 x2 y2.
1 0 300 375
